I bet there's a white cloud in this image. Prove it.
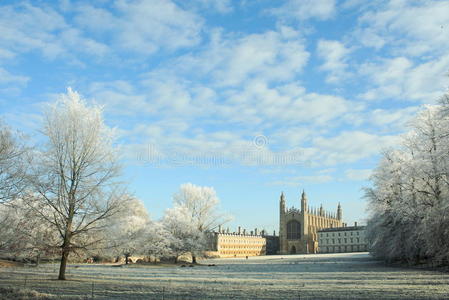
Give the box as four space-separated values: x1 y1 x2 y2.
0 3 109 61
86 73 366 168
75 0 203 54
73 5 117 33
0 1 202 60
115 0 202 53
87 81 150 116
84 27 338 128
271 0 336 21
190 0 233 14
356 1 449 57
126 127 295 167
218 80 362 127
345 168 372 181
352 1 449 103
177 28 309 87
311 131 399 165
121 118 398 169
368 106 420 129
84 74 392 170
0 68 29 85
317 39 351 83
88 74 218 119
270 174 334 186
0 49 16 61
272 127 314 148
360 55 449 102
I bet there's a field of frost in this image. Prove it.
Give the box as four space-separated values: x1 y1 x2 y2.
1 252 449 299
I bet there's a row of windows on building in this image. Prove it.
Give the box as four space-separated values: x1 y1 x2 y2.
319 237 365 245
322 231 361 237
218 239 265 244
219 250 264 255
220 245 266 249
319 245 367 253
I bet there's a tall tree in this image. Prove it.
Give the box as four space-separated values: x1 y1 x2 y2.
162 205 203 263
173 183 230 263
366 92 449 265
0 198 60 264
0 122 28 204
106 196 149 264
144 221 171 263
28 88 127 280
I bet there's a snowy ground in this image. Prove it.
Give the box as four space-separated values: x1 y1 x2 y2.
1 252 448 299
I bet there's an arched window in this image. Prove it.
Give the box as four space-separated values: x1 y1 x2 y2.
287 220 301 240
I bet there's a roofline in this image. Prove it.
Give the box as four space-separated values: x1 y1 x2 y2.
318 226 366 232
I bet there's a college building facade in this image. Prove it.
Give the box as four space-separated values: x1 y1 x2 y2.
279 191 343 254
206 226 271 258
205 190 366 258
317 223 367 253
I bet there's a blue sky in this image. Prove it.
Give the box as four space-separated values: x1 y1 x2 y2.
1 0 449 233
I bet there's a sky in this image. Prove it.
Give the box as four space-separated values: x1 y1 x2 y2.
1 0 449 234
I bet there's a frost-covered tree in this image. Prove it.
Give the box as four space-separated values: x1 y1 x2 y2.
0 122 28 204
0 198 59 264
366 93 449 265
0 202 22 253
173 183 230 263
144 221 171 263
106 196 149 264
0 122 30 256
162 205 203 263
27 88 127 280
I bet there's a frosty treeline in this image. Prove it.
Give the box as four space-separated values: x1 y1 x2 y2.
0 89 228 280
106 183 229 265
366 92 449 265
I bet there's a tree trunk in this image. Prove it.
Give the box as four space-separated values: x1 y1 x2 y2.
125 254 129 265
174 256 178 264
58 248 70 280
35 253 40 267
192 254 197 264
58 219 73 280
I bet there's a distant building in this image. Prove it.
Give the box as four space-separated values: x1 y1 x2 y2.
317 223 367 253
265 233 280 255
206 226 267 258
279 191 343 254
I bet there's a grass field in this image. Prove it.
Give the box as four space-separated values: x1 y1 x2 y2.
1 252 448 299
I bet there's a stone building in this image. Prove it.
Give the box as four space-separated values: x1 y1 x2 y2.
206 226 267 258
265 234 280 255
317 223 367 253
279 191 343 254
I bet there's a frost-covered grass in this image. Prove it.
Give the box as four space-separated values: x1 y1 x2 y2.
1 253 448 299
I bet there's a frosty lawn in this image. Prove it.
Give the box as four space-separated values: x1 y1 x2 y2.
1 253 448 299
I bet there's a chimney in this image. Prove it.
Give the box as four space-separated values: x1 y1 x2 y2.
238 226 241 235
250 230 254 236
354 221 358 227
243 229 246 235
273 230 276 236
218 225 222 233
255 228 258 236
